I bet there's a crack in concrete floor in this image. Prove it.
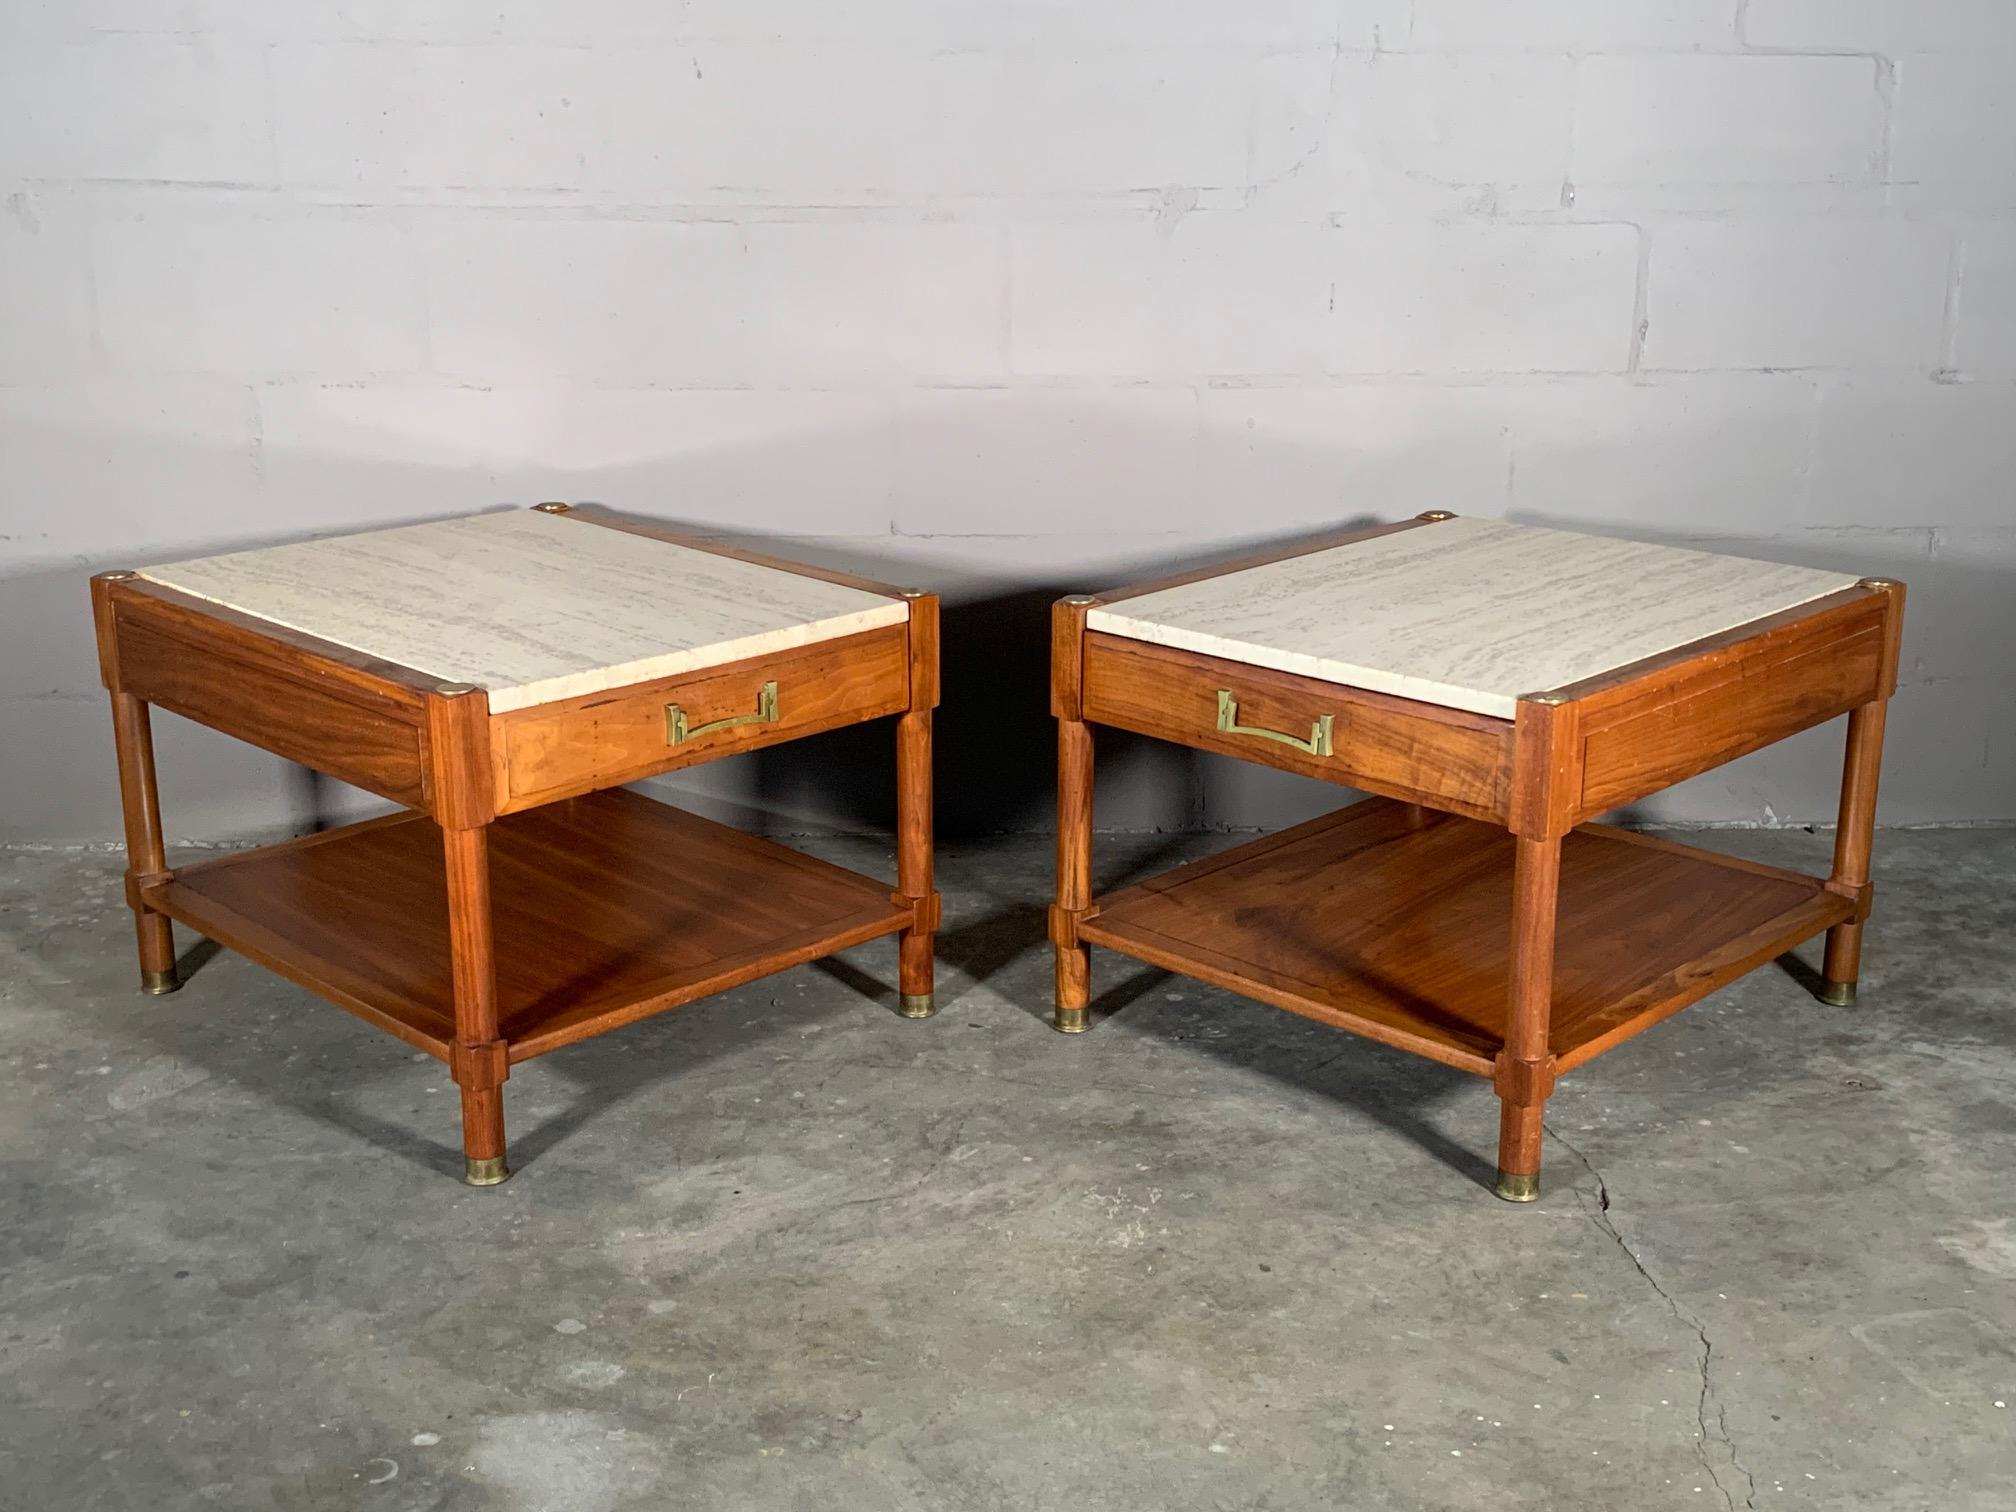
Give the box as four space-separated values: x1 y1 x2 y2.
1551 1124 1759 1512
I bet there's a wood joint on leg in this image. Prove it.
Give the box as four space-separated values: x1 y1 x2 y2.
124 869 174 911
1492 1052 1557 1107
1047 902 1097 952
894 890 942 936
1823 877 1874 923
450 1038 509 1093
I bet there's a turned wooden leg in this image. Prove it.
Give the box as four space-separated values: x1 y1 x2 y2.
443 824 509 1185
1820 700 1888 1006
895 707 936 1017
1495 833 1561 1202
1053 716 1094 1033
108 691 179 995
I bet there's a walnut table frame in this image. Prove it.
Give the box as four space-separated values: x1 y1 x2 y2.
91 504 940 1185
1049 512 1904 1202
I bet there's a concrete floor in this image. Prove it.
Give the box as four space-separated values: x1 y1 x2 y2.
1 825 2012 1512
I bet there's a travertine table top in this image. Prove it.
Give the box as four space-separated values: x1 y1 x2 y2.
140 510 908 713
1087 516 1862 719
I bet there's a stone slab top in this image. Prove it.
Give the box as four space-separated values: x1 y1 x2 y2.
139 509 909 713
1086 516 1863 719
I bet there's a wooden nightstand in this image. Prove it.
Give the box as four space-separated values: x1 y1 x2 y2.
91 504 939 1185
1050 513 1903 1202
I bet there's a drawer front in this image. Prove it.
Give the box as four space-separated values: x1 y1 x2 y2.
1081 632 1514 823
1576 627 1883 819
114 610 429 808
497 625 910 812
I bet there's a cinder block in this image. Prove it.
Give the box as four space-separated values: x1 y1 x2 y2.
1955 229 2016 377
1411 0 1739 48
1575 55 1883 187
36 1 678 44
256 385 897 536
0 206 95 381
0 2 298 41
1196 383 1512 528
1867 675 2016 823
996 49 1262 197
1893 54 2016 195
1642 222 1949 370
271 44 597 190
596 46 1003 197
891 386 1203 536
671 0 1404 47
259 2 570 42
1866 524 2014 696
1327 220 1640 373
1501 374 1816 533
1351 53 1574 192
1809 377 2016 528
424 218 1002 385
1009 217 1330 378
598 45 1259 197
93 212 427 378
0 381 261 577
0 40 272 183
1744 0 2016 53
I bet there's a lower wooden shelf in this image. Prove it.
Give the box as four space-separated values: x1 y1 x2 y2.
1078 797 1852 1076
144 788 912 1062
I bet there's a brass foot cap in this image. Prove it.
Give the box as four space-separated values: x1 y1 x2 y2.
140 968 181 996
1495 1171 1541 1203
1054 1007 1089 1035
1818 981 1857 1006
464 1156 511 1186
898 992 936 1019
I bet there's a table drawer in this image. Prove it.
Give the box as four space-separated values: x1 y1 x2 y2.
1081 631 1514 823
496 624 910 812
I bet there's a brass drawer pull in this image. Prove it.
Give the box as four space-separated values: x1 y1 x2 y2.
666 680 779 745
1216 689 1333 757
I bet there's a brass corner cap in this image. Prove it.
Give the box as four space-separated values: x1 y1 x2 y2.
896 588 929 599
1416 510 1457 522
1858 576 1902 591
1061 594 1099 607
1522 692 1570 707
96 569 138 581
532 501 573 514
435 681 481 697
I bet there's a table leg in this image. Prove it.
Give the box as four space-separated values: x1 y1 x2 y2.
442 823 509 1185
1054 717 1094 1033
896 708 936 1017
1496 833 1561 1202
1821 700 1888 1006
108 691 179 995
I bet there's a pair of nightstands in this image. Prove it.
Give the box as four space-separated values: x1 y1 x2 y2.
93 506 1900 1200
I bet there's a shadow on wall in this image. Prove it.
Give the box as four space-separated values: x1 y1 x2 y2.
2 400 2011 846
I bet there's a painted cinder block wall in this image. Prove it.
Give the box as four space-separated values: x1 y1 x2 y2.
1 1 2012 843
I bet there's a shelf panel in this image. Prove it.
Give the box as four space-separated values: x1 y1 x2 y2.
1079 799 1851 1075
147 789 911 1061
